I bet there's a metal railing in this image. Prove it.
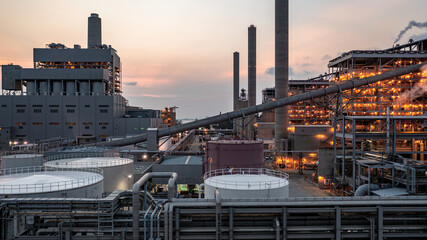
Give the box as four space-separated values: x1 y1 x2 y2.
0 166 103 194
44 152 134 168
204 168 289 190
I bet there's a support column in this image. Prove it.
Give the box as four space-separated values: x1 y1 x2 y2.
229 208 234 240
282 207 287 240
335 207 341 240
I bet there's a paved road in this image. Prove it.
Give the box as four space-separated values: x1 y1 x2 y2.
288 173 332 197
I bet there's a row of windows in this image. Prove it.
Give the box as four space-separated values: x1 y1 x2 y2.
16 109 108 113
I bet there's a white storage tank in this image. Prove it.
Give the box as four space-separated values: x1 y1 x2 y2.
0 166 103 198
1 154 43 169
44 153 134 194
204 168 289 199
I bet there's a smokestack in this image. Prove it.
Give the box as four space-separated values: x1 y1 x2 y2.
275 0 289 151
88 13 102 48
233 52 240 111
248 25 256 107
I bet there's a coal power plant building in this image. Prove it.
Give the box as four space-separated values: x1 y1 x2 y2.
0 14 164 149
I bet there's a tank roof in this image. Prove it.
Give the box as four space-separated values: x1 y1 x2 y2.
0 166 103 194
44 157 133 168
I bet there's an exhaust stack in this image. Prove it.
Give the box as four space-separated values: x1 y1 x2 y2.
88 13 102 48
274 0 289 151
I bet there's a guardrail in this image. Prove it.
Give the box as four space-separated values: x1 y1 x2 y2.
204 168 289 190
0 166 103 194
44 152 134 167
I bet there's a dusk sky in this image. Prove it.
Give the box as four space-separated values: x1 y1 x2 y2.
1 0 427 119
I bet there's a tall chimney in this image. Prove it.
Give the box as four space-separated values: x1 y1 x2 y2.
248 25 256 107
275 0 289 151
88 13 102 48
233 52 240 111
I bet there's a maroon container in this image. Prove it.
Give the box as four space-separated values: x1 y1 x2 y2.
206 140 263 172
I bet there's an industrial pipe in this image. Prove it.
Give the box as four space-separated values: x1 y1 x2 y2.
132 172 178 240
96 63 426 147
354 184 380 196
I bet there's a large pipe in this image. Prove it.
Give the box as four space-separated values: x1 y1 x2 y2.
132 172 178 240
96 63 426 147
233 52 240 111
275 0 289 151
248 25 257 107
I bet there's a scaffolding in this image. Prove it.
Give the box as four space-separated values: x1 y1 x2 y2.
330 39 427 195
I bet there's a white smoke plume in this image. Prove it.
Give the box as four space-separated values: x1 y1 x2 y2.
397 65 427 104
394 20 427 44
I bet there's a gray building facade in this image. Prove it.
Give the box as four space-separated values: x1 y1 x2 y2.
0 14 164 149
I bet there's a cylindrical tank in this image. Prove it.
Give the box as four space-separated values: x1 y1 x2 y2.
39 81 48 95
26 81 35 95
88 13 102 48
52 81 62 95
44 153 133 194
93 81 104 95
1 154 43 169
0 166 103 198
79 81 90 95
206 140 263 172
204 168 289 199
66 81 75 95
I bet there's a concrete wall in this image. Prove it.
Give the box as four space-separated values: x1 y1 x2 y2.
0 95 133 143
318 147 334 179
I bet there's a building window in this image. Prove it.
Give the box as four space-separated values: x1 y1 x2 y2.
1 105 7 107
50 109 58 113
16 122 26 126
67 109 75 113
16 105 26 107
82 122 92 125
85 105 90 108
32 122 43 125
68 126 73 129
33 109 42 113
65 105 76 108
85 126 90 129
102 126 106 129
49 122 59 125
49 105 59 107
100 109 108 113
17 109 25 113
99 122 109 125
16 135 26 138
99 105 109 108
32 105 42 107
66 122 76 125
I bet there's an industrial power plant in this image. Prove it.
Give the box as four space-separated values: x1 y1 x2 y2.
0 1 427 240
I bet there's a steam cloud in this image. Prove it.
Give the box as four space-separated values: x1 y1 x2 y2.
398 65 427 103
394 20 427 44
